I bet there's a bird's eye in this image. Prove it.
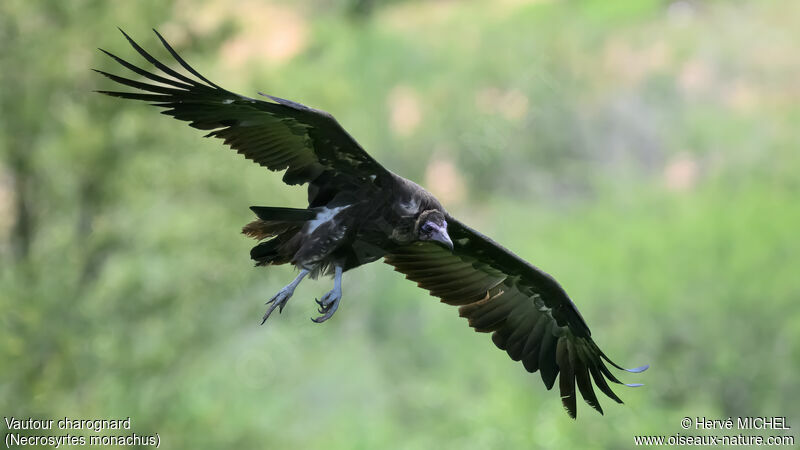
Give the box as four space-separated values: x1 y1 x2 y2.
421 223 434 233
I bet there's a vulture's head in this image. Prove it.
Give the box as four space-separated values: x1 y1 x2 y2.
415 210 454 251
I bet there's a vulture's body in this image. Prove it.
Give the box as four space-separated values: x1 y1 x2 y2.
97 29 646 418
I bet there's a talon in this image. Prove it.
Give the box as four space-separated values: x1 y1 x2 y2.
310 266 344 323
261 303 279 325
311 312 332 323
260 269 310 325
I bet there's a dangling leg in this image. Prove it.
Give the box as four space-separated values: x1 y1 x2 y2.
261 268 309 325
312 265 343 323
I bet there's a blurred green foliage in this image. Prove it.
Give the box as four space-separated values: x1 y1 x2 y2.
1 0 798 448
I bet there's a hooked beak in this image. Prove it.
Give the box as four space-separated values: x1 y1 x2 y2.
430 222 454 251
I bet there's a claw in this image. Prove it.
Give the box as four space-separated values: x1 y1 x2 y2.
311 308 337 323
310 311 334 323
310 265 344 323
261 298 282 325
311 289 341 323
261 289 291 324
260 269 309 325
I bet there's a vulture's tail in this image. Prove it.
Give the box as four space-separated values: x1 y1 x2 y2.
242 206 314 239
249 206 316 222
243 206 313 266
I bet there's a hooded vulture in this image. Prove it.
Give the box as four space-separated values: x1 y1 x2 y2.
96 29 647 418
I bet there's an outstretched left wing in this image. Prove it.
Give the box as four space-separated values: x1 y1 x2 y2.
95 29 389 197
384 216 647 418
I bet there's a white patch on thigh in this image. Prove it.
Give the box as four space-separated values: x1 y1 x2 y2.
307 205 349 234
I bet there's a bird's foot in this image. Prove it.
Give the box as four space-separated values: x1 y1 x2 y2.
260 269 310 325
261 286 296 325
312 287 342 323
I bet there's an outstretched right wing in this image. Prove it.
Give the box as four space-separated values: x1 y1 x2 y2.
96 29 389 197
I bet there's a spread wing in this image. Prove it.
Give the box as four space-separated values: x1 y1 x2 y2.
95 29 388 195
384 217 647 418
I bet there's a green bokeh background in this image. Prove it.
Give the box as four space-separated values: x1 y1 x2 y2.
2 0 798 448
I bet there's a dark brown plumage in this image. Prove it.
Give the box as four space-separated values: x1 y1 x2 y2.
96 29 646 418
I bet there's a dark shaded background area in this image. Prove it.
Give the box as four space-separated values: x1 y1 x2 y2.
1 0 797 448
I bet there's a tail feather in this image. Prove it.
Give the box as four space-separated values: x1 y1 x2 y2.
243 206 314 240
242 220 291 240
244 206 309 266
249 206 315 222
250 238 283 266
249 230 302 266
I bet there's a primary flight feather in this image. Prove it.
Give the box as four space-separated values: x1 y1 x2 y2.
96 29 647 418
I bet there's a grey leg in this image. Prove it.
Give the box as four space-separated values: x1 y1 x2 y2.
312 265 343 323
261 269 309 325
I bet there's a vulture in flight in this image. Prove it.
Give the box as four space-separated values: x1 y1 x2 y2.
96 29 646 418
